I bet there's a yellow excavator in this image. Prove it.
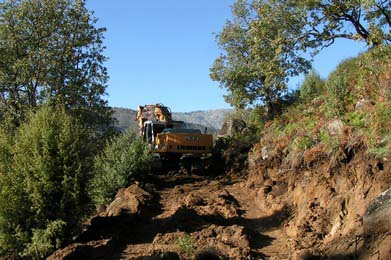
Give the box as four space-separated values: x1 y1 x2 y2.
137 104 213 162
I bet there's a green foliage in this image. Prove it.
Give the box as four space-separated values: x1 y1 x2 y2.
367 102 391 158
0 0 112 130
176 234 196 259
326 73 351 115
211 0 390 116
0 105 95 257
210 0 310 115
23 220 66 259
0 167 30 256
248 105 267 138
318 129 338 151
293 135 314 151
0 126 13 174
298 0 391 47
300 70 325 100
344 111 367 128
90 131 153 208
355 45 391 99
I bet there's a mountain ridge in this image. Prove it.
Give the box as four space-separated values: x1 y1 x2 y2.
112 107 232 132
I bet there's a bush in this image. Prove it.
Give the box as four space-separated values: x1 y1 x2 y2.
23 220 66 259
0 125 13 174
176 234 196 259
89 131 153 208
367 102 391 158
300 70 325 100
326 73 351 115
0 105 96 257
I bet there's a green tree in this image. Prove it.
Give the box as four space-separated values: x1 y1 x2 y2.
0 0 112 129
210 0 311 116
211 0 390 115
297 0 391 48
0 105 96 257
300 70 325 100
90 131 153 208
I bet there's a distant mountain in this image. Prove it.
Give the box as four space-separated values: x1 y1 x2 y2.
172 109 232 130
111 107 232 133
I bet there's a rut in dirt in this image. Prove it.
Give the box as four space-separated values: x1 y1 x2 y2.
49 173 291 259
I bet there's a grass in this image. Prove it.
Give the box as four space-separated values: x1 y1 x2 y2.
176 234 196 258
252 45 390 169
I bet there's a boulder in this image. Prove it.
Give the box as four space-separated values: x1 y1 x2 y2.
261 146 270 160
363 188 391 235
219 118 247 137
355 99 374 111
325 119 344 136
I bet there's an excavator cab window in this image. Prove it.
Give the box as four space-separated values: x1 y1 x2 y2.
143 122 154 144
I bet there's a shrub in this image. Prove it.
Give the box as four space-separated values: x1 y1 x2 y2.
344 111 367 128
326 73 351 115
356 45 391 99
176 234 196 259
0 105 96 257
23 220 66 259
90 131 153 208
367 102 391 158
300 70 325 100
0 126 13 174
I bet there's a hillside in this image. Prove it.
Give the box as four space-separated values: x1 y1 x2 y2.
50 45 390 259
111 107 232 132
2 1 391 259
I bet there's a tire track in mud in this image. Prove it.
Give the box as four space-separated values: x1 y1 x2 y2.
49 173 291 259
117 174 291 259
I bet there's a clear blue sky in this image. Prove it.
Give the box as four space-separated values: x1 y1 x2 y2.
87 1 367 112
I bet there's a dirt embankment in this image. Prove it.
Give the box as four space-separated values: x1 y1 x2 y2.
49 146 390 259
247 143 390 259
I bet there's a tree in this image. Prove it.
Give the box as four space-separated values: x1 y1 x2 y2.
297 0 391 48
0 0 112 129
300 70 325 100
211 0 390 115
0 105 96 257
210 0 311 116
90 131 153 208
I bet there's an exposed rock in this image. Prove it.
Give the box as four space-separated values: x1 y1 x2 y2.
361 188 391 260
220 139 252 172
325 119 344 136
363 188 391 235
261 146 270 160
219 118 247 137
355 98 375 111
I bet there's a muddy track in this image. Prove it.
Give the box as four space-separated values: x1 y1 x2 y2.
49 152 391 260
49 173 291 259
116 174 291 259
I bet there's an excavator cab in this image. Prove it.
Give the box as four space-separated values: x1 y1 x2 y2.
143 120 187 144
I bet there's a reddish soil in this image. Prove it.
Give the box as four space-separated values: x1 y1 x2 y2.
49 150 390 260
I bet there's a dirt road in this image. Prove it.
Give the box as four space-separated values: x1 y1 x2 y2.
49 150 391 260
49 173 293 259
